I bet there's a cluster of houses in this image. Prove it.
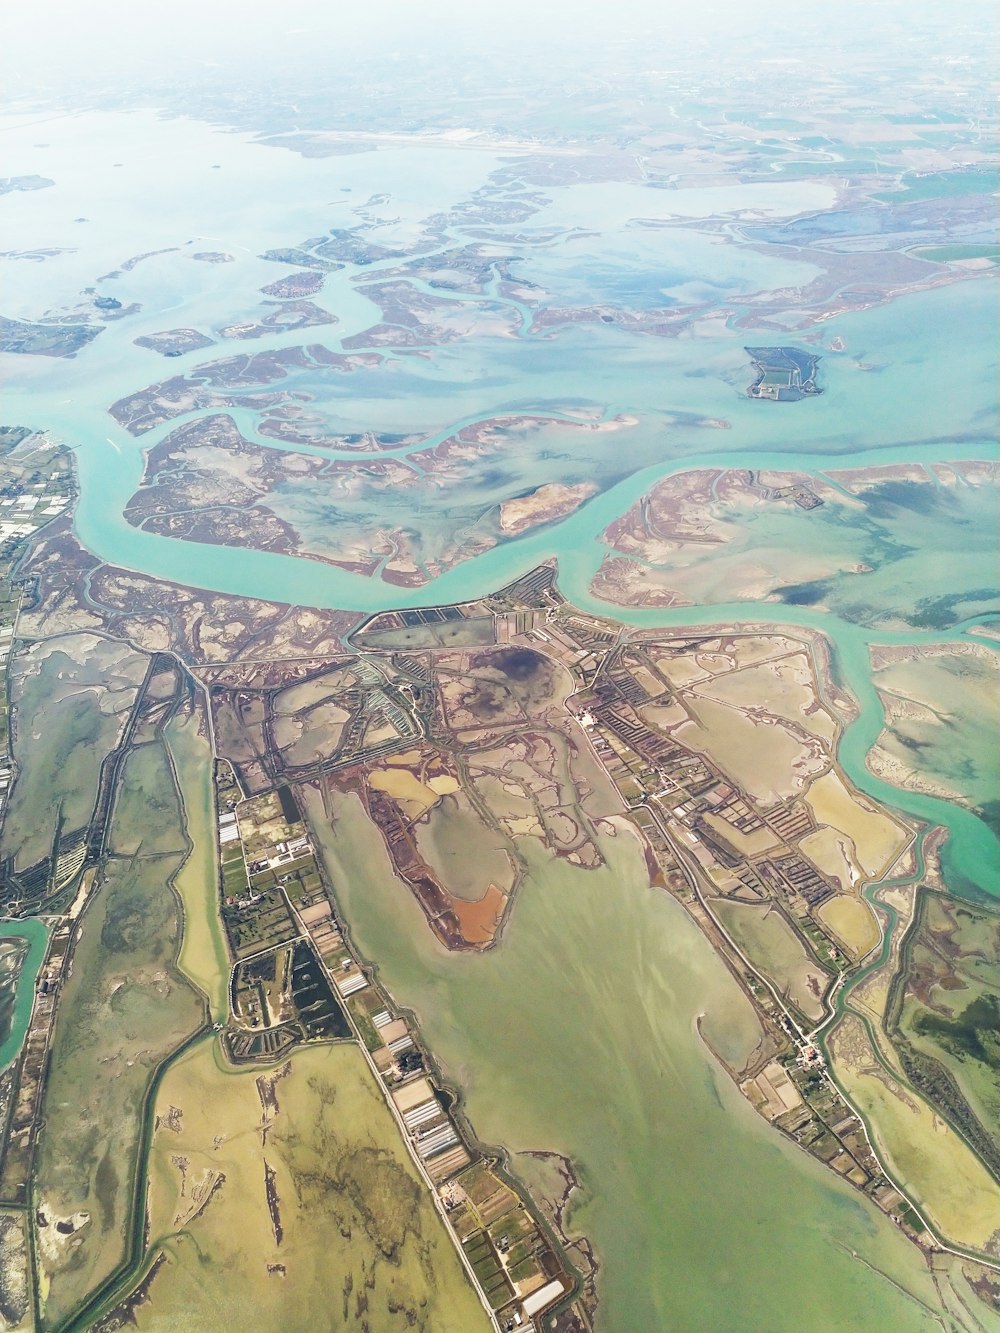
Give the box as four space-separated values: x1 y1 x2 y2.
0 487 68 549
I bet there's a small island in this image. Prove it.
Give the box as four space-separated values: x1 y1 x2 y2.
745 346 821 401
0 175 54 196
133 328 215 357
0 315 102 358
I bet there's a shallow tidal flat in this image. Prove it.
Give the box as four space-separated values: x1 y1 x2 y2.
33 857 202 1328
132 1040 489 1333
829 1014 1000 1255
592 462 999 631
2 634 148 872
0 938 29 1053
868 642 1000 823
31 728 203 1329
895 893 1000 1180
312 789 952 1333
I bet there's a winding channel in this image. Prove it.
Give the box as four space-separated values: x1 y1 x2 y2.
62 424 1000 905
6 151 997 938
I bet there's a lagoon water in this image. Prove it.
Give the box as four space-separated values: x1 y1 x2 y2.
0 918 48 1072
4 111 995 897
2 107 998 1328
315 792 964 1333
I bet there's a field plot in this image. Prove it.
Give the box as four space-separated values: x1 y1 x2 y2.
893 893 1000 1169
714 899 831 1022
830 1014 1000 1255
2 634 147 873
448 1161 568 1314
116 1040 489 1333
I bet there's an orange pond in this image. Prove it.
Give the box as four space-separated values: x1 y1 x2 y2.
451 883 507 946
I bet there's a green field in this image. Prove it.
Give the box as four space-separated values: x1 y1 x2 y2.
896 893 1000 1163
109 742 188 857
33 809 204 1327
112 1039 489 1333
3 635 147 871
714 898 832 1023
164 708 232 1022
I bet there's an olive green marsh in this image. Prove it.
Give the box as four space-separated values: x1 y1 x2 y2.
307 789 955 1333
32 735 203 1329
132 1039 489 1333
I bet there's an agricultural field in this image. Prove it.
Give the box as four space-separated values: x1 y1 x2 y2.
107 1039 490 1333
829 1013 1000 1256
713 899 831 1023
893 893 1000 1166
236 790 302 857
450 1161 565 1314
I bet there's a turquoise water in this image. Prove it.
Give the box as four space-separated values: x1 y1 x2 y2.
0 918 49 1072
2 110 997 909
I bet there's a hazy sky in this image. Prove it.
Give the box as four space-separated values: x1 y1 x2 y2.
2 0 996 129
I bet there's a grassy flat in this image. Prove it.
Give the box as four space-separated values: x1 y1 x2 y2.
130 1039 489 1333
